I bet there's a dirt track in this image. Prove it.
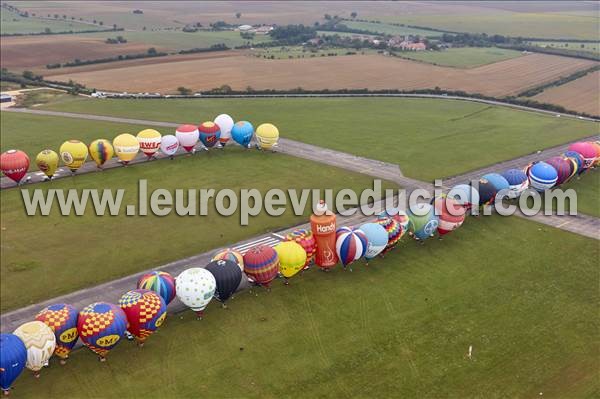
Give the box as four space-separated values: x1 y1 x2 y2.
533 71 600 116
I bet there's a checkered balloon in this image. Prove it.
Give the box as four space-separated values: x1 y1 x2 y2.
77 302 128 358
119 289 167 343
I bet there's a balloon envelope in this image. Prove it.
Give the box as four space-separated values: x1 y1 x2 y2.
500 169 529 198
335 226 368 267
408 203 439 240
214 114 234 145
0 333 27 392
476 178 497 206
160 134 179 156
1 150 30 183
449 184 480 209
256 123 279 150
528 161 558 191
35 149 59 178
88 139 114 167
243 245 279 286
274 241 307 278
137 129 162 158
119 289 166 343
77 302 128 358
176 124 199 152
481 173 509 192
198 121 221 148
568 142 596 169
284 228 316 267
231 121 254 147
359 222 388 260
434 197 465 236
205 260 243 302
375 215 401 252
212 248 244 271
176 268 216 313
35 303 78 360
60 140 88 172
13 321 56 372
113 133 140 164
137 271 177 305
545 156 573 186
564 151 585 176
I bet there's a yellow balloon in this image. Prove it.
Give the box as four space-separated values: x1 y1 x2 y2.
59 140 88 172
137 129 162 158
35 149 59 178
255 123 279 150
274 241 306 279
88 139 115 167
113 133 140 164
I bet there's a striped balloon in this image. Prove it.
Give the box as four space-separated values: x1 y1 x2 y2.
35 303 79 362
501 169 529 198
545 156 574 186
211 248 244 271
284 228 316 267
335 227 368 268
243 245 279 287
137 271 176 305
77 302 128 359
88 139 114 167
528 161 558 191
564 151 585 176
375 216 402 253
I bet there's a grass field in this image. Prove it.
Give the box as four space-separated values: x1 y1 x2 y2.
250 46 377 60
526 41 600 55
36 97 598 180
337 21 442 37
395 47 523 68
560 170 600 217
0 8 98 35
11 215 599 397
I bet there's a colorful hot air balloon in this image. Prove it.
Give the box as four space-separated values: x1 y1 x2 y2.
564 151 585 176
310 201 338 270
113 133 140 164
335 226 368 269
568 142 597 170
592 141 600 166
137 271 177 305
284 229 316 268
77 302 128 361
528 161 558 191
231 121 254 148
376 215 401 253
0 334 27 394
160 134 179 157
545 156 573 186
359 222 388 261
35 304 78 364
13 321 56 377
408 203 439 241
1 150 30 184
434 196 465 237
211 248 244 271
214 114 234 147
176 268 216 318
88 139 114 168
501 169 529 198
449 184 480 210
255 123 279 150
476 178 497 206
378 210 408 240
119 289 166 346
243 245 279 287
198 121 221 148
59 140 88 173
176 124 199 153
481 173 509 193
137 129 162 159
35 149 59 179
274 241 307 282
205 260 243 303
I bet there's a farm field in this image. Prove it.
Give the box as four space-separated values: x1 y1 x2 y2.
394 47 523 68
338 20 442 37
41 52 598 97
36 97 598 180
0 8 97 35
526 41 600 56
250 46 377 60
532 71 600 116
11 215 600 398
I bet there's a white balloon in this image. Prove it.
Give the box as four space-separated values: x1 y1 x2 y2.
175 125 199 152
214 114 234 145
160 134 180 156
13 321 56 372
176 268 216 314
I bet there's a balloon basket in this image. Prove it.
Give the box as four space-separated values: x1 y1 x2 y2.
2 389 10 396
34 372 40 379
99 356 107 362
59 358 67 366
195 310 204 320
221 303 228 309
137 341 145 348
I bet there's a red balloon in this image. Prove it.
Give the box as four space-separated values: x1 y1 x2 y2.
545 156 573 186
243 245 279 287
434 196 465 236
0 150 30 183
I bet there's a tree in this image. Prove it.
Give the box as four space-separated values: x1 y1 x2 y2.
54 14 59 19
147 47 157 55
44 27 51 34
113 23 117 30
219 84 232 93
93 19 97 24
99 21 104 25
236 12 241 19
324 14 332 20
62 14 67 19
351 12 357 19
22 70 35 80
177 86 192 95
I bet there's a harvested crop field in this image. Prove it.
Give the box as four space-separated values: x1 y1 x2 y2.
44 52 597 96
0 34 165 71
532 71 600 116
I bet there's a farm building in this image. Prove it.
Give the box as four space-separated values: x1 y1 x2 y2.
0 93 13 103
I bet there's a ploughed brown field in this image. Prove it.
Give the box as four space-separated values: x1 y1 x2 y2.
532 71 600 116
43 51 597 97
0 35 165 71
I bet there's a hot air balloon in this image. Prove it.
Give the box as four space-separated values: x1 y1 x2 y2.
564 151 585 177
35 150 59 180
274 241 307 283
13 321 56 377
88 139 114 168
211 248 244 271
255 123 279 150
1 150 30 184
528 161 558 191
375 215 401 253
59 140 88 173
335 226 368 270
137 129 162 159
205 260 243 304
500 169 529 198
160 134 179 158
113 133 139 165
408 203 439 241
176 124 199 153
35 304 78 364
481 173 510 194
231 121 254 148
310 201 338 270
476 178 497 206
545 156 573 186
214 114 234 147
119 290 166 346
568 142 597 170
284 228 316 268
592 141 600 166
378 210 408 240
198 121 221 149
359 222 388 261
176 268 216 318
77 302 128 361
243 245 279 287
448 184 480 211
0 334 27 395
137 271 177 305
433 196 465 238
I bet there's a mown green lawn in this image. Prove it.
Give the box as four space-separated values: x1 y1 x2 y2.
340 20 442 37
37 97 598 180
560 169 600 217
526 41 600 56
395 47 523 68
12 215 599 398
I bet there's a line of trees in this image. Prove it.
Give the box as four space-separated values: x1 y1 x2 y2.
517 65 600 97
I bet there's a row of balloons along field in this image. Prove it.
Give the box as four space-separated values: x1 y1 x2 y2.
0 141 599 393
0 114 281 184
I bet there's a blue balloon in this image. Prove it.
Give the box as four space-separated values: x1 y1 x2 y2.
448 184 479 208
528 161 558 191
231 121 254 147
0 334 27 392
481 173 510 192
501 169 528 186
359 222 388 260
